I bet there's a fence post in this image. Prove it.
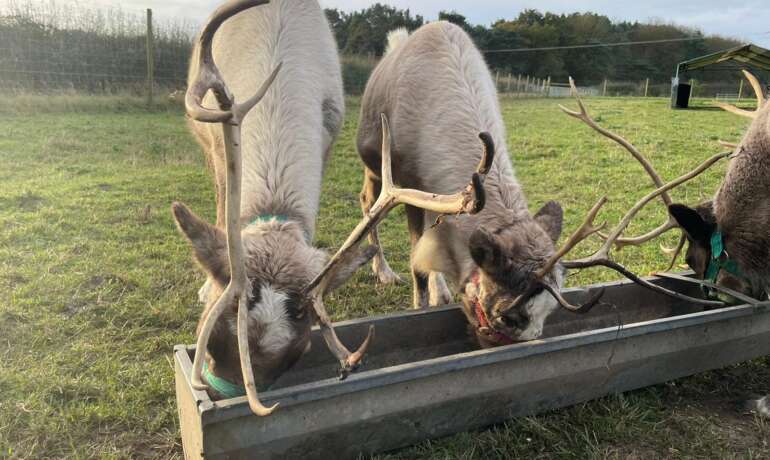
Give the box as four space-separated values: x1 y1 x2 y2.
689 79 695 98
546 76 551 97
602 78 608 97
146 8 154 108
525 75 530 94
738 79 744 100
644 78 649 97
516 74 522 94
507 73 512 93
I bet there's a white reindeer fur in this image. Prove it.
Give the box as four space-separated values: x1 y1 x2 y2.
188 0 344 240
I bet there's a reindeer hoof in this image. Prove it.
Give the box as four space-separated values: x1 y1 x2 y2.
376 268 402 285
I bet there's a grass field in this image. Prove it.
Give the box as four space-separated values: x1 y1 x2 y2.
1 95 768 459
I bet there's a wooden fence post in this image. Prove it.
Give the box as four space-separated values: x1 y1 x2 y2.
146 8 154 108
644 78 649 97
602 78 608 97
738 79 744 100
516 74 522 94
525 75 530 94
546 76 551 97
507 73 512 93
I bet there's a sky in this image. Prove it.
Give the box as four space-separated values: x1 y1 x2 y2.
88 0 770 48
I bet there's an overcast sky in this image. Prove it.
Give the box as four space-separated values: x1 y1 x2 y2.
89 0 770 48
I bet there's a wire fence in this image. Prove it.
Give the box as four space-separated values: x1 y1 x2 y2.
0 0 191 95
489 72 758 99
0 0 759 102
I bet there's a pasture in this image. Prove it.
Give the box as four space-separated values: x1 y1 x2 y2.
1 95 768 458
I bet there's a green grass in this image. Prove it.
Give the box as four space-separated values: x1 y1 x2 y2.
1 96 768 458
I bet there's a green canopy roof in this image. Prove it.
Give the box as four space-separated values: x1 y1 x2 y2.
678 44 770 75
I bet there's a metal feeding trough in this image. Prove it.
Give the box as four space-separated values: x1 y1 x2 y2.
174 274 770 459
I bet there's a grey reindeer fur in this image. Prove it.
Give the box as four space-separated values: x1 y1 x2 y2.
669 83 770 419
670 100 770 300
357 23 565 345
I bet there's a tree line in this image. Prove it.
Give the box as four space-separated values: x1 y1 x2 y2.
325 4 746 84
0 0 752 95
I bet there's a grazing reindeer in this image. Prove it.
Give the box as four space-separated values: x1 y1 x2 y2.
358 23 728 348
666 71 770 418
357 23 570 346
667 71 770 303
174 0 489 416
173 0 366 416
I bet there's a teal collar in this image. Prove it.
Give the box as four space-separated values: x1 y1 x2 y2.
705 231 743 284
203 362 246 399
250 215 289 226
202 362 272 399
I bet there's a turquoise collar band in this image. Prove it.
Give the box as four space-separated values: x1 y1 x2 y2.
203 362 246 399
706 231 743 284
250 215 289 226
202 362 272 399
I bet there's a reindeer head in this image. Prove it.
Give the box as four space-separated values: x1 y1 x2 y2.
172 204 377 391
466 202 565 343
667 202 757 301
460 77 731 347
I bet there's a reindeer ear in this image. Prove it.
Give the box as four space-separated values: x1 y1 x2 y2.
469 228 505 275
172 202 230 284
534 201 564 244
669 204 714 246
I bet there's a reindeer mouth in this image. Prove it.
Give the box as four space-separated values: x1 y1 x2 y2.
466 271 517 346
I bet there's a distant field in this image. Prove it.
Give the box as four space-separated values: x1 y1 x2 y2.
1 96 768 458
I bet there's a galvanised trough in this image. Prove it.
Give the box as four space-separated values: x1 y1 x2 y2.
174 274 770 459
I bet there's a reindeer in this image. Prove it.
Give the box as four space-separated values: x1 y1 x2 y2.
663 71 770 417
664 71 770 303
357 23 728 348
174 1 489 416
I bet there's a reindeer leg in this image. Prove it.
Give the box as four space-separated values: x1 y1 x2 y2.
405 205 430 308
428 272 453 306
360 168 402 284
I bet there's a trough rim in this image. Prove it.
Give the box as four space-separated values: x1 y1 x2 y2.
174 274 770 425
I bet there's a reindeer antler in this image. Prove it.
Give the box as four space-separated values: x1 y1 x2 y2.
303 114 494 375
716 70 766 119
558 77 680 251
185 0 283 417
499 81 732 317
560 151 730 307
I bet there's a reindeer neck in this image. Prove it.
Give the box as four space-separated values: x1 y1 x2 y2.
238 117 324 243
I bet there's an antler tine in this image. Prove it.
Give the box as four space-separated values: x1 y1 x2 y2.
238 295 278 415
562 151 731 308
715 70 765 119
536 197 608 278
542 284 605 314
186 0 281 416
715 102 758 119
304 114 493 375
718 140 739 150
560 77 680 249
662 233 687 272
186 0 271 123
743 70 766 110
